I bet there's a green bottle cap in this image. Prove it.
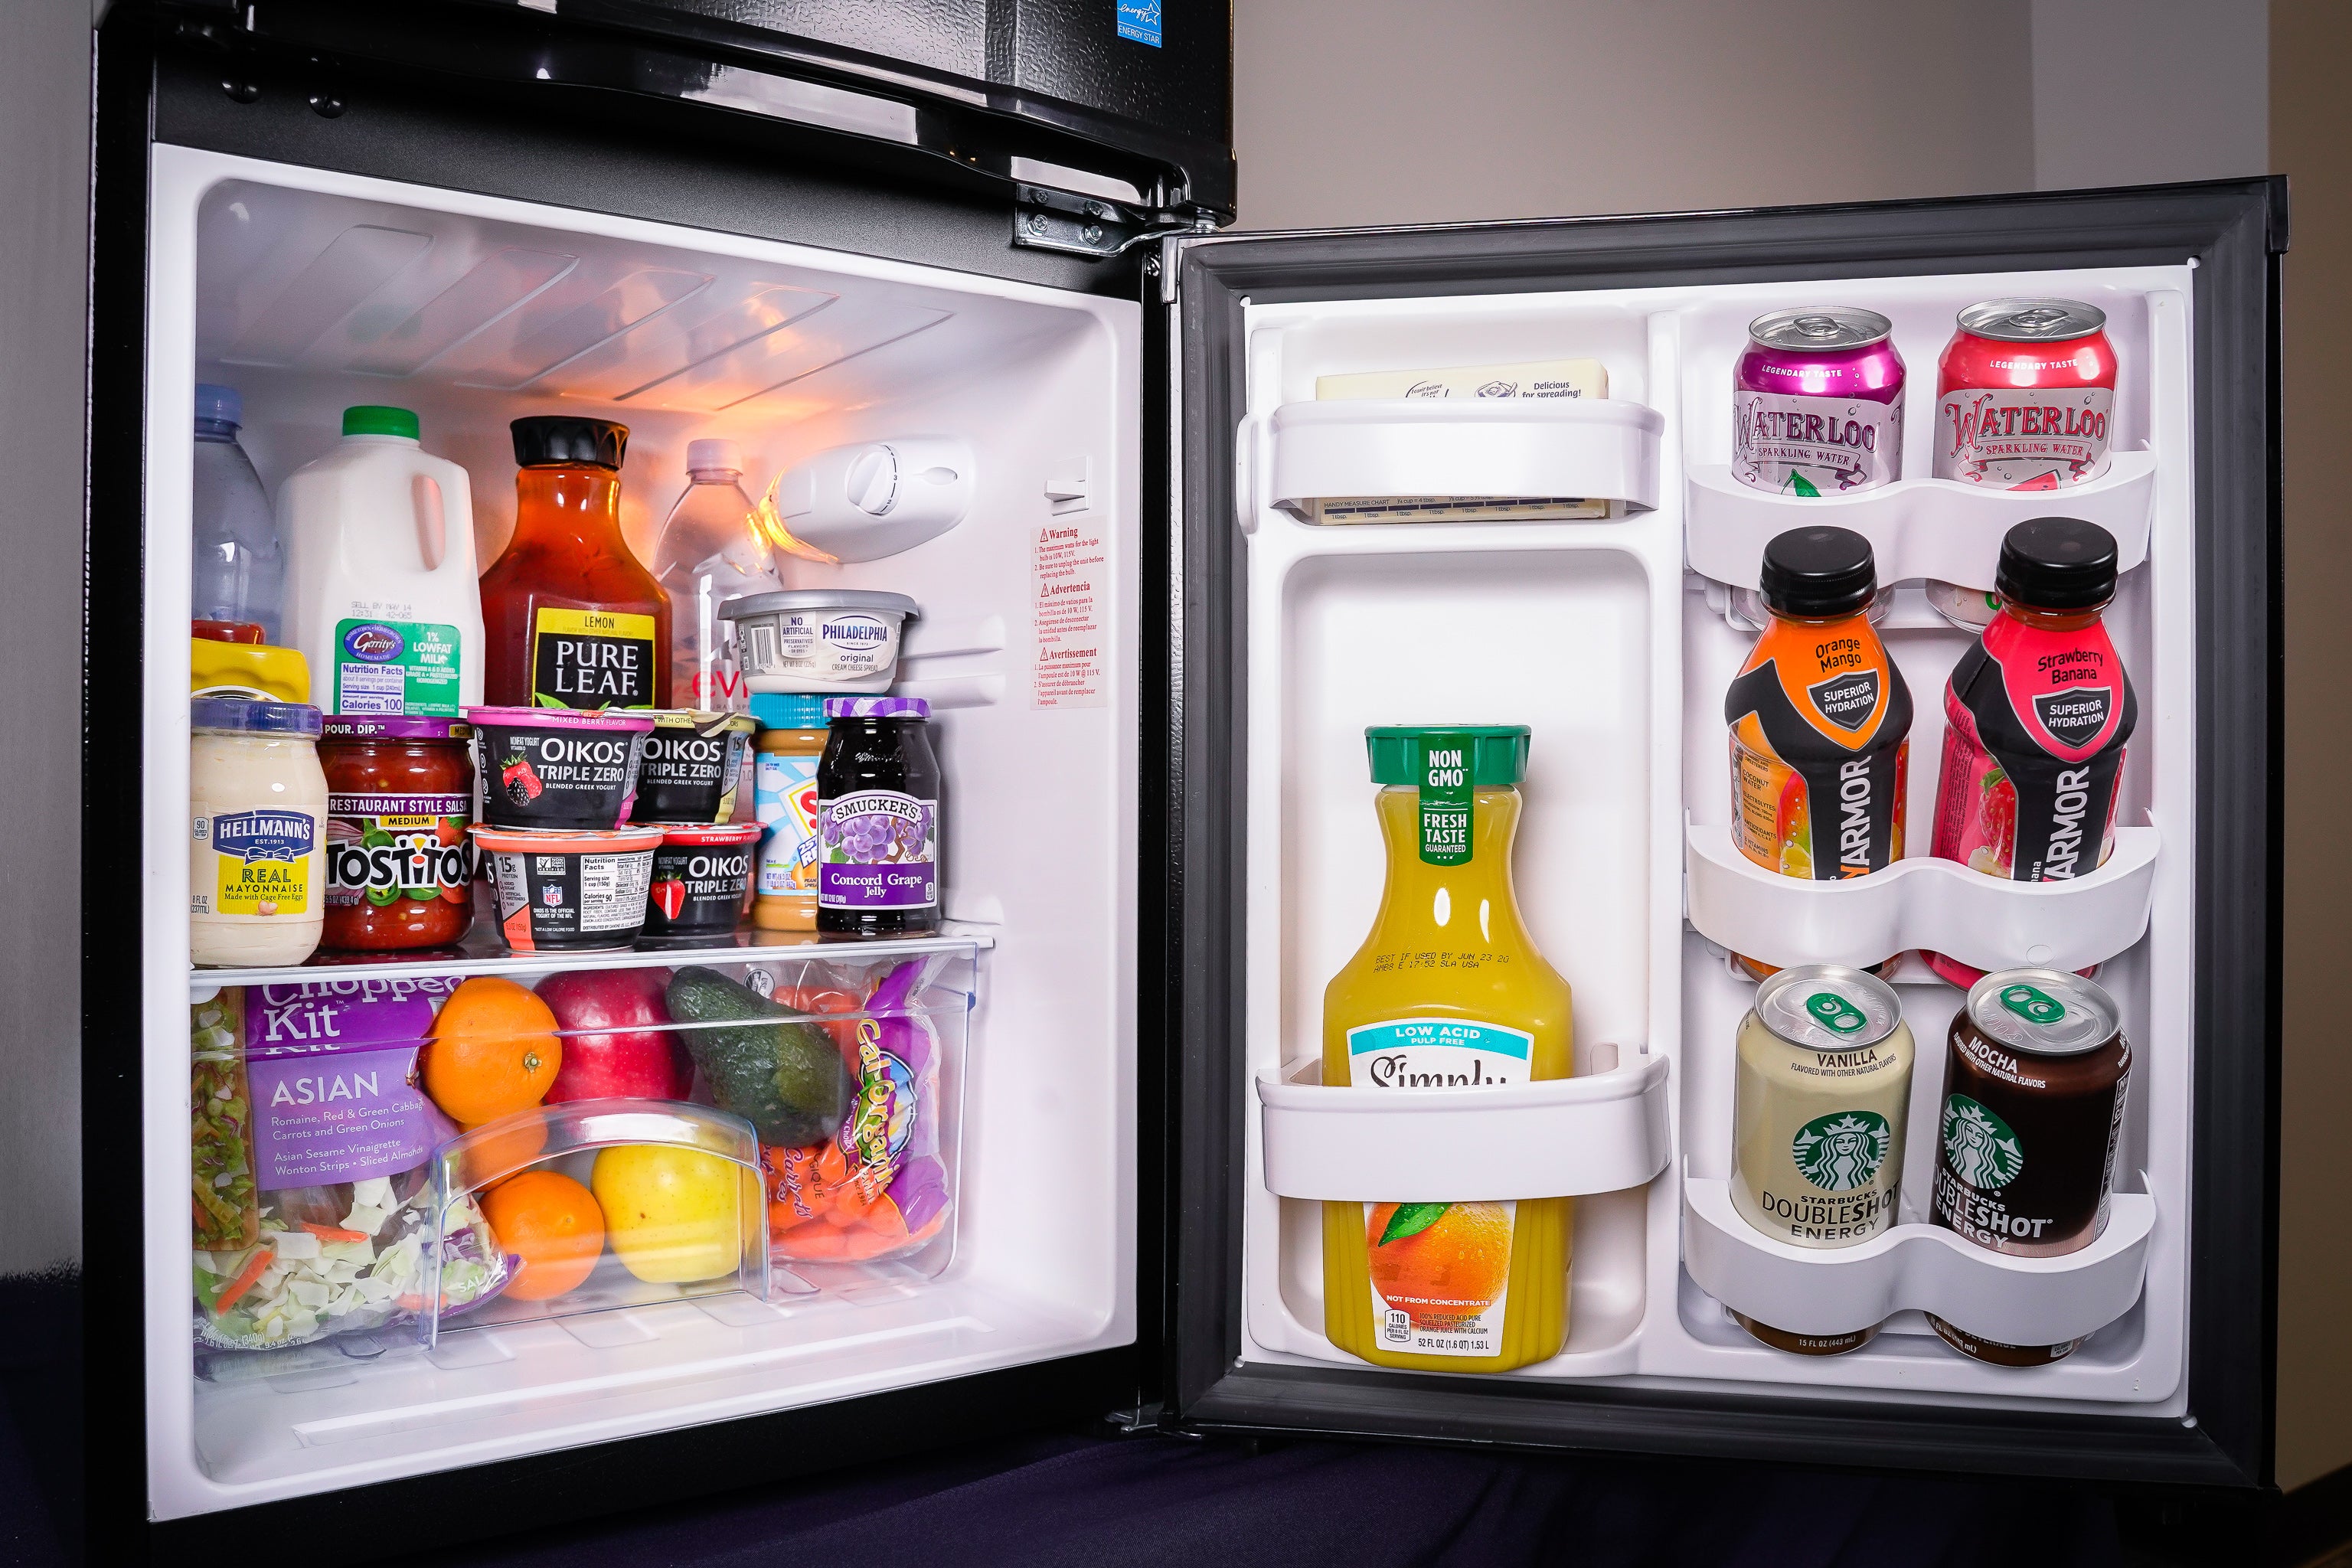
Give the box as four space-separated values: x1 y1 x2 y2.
1364 725 1530 786
343 405 421 440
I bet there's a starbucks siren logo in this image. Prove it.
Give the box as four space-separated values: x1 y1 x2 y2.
1791 1110 1892 1193
1942 1094 2024 1190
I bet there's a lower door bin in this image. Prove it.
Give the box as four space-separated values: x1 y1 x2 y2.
1251 1047 1673 1374
1681 1165 2156 1355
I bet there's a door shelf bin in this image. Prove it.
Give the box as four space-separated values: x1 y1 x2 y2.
1684 821 2159 974
1681 1173 2156 1348
1240 397 1665 528
1256 1048 1672 1202
1683 450 2154 591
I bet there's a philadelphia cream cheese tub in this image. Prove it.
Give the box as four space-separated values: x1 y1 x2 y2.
720 590 919 694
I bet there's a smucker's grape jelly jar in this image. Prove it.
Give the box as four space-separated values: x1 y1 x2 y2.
816 696 940 936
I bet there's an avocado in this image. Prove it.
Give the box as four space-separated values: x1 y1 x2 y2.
665 966 849 1147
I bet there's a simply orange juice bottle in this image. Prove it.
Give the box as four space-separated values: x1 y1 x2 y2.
1320 725 1573 1373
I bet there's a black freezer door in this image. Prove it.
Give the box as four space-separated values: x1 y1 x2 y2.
1161 183 2282 1488
133 0 1233 237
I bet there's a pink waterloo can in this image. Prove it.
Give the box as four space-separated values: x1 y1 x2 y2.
1732 308 1907 498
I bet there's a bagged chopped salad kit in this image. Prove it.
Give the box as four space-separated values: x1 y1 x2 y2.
190 979 508 1352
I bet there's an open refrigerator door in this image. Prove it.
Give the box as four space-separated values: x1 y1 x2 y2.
142 145 1140 1517
1168 185 2278 1485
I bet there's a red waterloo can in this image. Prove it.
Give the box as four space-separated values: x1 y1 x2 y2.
1932 298 2118 491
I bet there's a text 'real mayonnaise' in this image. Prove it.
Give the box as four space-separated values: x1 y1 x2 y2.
190 695 328 967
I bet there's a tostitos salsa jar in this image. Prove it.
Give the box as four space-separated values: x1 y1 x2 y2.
318 716 475 951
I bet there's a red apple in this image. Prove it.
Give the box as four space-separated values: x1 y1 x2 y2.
536 967 691 1102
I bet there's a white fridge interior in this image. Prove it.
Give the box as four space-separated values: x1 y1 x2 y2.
141 145 1138 1517
1236 266 2196 1410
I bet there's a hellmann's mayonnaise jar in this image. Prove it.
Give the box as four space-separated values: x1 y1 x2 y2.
190 695 329 967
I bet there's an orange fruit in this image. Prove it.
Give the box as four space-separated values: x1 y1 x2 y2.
457 1114 548 1192
1365 1202 1513 1328
424 977 560 1125
482 1170 606 1301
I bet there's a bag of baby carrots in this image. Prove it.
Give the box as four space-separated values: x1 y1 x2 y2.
761 959 952 1264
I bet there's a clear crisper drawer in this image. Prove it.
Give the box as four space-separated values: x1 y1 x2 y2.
187 944 972 1383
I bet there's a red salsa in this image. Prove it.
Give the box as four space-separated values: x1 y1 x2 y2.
319 717 475 951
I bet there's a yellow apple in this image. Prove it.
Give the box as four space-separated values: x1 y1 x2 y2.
590 1145 744 1284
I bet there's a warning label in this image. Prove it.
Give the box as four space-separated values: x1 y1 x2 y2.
1031 521 1107 709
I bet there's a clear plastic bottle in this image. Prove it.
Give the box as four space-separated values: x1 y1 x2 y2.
652 439 779 711
191 383 285 642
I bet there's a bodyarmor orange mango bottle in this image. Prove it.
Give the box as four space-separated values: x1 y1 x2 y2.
1724 527 1912 977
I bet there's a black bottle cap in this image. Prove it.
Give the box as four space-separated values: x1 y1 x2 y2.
1995 518 2119 610
511 416 629 470
1759 526 1877 618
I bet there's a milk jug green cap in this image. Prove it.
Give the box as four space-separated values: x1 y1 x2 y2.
1365 725 1529 786
342 405 421 440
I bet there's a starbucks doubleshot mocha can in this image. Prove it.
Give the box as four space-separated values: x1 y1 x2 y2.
1730 965 1915 1355
1928 968 2132 1367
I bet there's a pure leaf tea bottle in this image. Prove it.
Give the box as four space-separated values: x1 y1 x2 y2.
1724 526 1913 977
1319 725 1573 1373
479 417 670 710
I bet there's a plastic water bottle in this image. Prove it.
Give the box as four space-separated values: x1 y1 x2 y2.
191 383 285 642
652 439 779 710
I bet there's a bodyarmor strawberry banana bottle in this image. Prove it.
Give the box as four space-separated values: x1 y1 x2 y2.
1925 519 2137 987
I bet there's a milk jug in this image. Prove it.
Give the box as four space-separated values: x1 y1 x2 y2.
280 406 485 717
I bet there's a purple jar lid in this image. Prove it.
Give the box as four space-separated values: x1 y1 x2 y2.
824 696 931 720
321 714 475 742
463 705 658 732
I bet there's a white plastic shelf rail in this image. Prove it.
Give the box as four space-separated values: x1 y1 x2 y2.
1683 449 2156 590
1236 397 1666 528
1684 821 2160 975
1257 1047 1672 1202
1681 1171 2156 1349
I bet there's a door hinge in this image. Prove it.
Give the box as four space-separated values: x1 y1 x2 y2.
1014 185 1138 257
1103 1400 1171 1436
1014 186 1214 260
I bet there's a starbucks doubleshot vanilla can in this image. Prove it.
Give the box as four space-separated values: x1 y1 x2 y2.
1730 964 1915 1355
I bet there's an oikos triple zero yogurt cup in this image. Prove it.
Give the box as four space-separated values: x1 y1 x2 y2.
720 590 920 694
469 823 665 952
466 706 654 829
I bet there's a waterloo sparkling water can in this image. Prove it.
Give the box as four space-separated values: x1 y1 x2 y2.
1732 309 1906 497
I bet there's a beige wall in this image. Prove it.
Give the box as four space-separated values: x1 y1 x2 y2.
1233 0 2035 228
0 0 90 1281
2271 0 2352 1497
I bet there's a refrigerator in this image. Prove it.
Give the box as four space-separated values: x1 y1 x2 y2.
47 0 2281 1553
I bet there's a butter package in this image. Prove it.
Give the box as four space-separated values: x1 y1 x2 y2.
1307 357 1612 524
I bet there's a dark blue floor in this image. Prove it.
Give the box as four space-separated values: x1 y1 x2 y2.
8 1383 2167 1568
426 1431 2133 1568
